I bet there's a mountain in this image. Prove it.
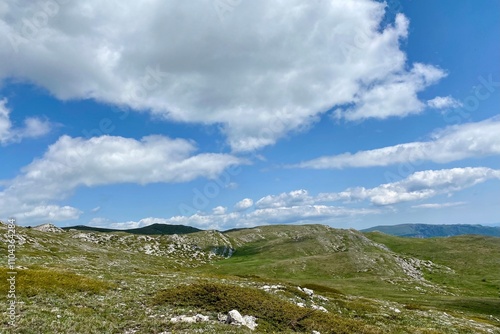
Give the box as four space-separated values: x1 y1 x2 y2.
63 223 202 235
1 222 499 333
361 223 500 238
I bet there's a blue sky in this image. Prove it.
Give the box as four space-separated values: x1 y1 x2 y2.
1 0 499 230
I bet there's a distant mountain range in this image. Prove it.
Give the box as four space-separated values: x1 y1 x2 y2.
63 223 202 235
361 223 500 238
64 222 500 238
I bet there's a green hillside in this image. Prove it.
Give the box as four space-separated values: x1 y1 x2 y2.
1 222 499 333
362 223 500 238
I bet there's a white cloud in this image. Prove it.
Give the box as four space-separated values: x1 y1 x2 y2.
234 198 253 211
90 206 101 213
106 206 381 231
412 202 466 209
255 168 500 207
87 167 500 230
0 1 446 151
16 205 82 222
335 62 446 121
296 117 500 169
0 98 51 145
338 167 500 205
88 217 111 226
0 134 243 224
255 189 313 209
427 96 462 109
212 206 227 215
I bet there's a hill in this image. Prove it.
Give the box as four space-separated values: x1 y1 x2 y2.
1 222 499 333
63 223 202 235
362 223 500 238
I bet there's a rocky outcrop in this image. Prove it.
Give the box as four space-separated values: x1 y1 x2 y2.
33 223 65 233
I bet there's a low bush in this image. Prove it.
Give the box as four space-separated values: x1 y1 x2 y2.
152 281 381 333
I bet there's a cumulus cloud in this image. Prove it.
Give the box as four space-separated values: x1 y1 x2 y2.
14 205 82 222
0 1 446 151
212 206 227 215
254 168 500 207
0 98 52 145
335 62 446 121
411 202 466 209
86 167 500 230
295 117 500 169
0 134 243 224
255 189 313 209
337 167 500 205
427 96 462 109
104 206 381 231
234 198 253 211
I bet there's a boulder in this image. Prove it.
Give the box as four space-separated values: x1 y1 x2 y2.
225 309 258 330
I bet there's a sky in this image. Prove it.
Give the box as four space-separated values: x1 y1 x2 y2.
0 0 499 231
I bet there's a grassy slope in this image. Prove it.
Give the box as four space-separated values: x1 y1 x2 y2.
361 224 500 238
1 223 499 333
364 232 500 317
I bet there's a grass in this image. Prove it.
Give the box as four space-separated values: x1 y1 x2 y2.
0 267 114 297
1 222 499 333
152 281 381 333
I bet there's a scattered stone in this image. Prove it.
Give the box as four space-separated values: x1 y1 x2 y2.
303 287 314 296
225 309 258 330
312 331 321 334
315 294 328 301
226 310 245 325
296 302 305 308
195 314 209 322
170 314 210 323
243 315 258 330
311 304 328 313
218 313 228 322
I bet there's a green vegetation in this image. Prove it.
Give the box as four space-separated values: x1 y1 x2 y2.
362 223 500 238
63 223 202 235
0 268 114 297
1 222 499 333
153 281 380 333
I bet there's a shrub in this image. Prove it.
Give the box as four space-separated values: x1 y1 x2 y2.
152 281 381 333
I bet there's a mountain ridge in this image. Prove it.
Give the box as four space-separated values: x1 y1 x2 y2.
361 223 500 238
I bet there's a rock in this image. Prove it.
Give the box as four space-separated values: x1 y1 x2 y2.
312 331 321 334
195 314 209 322
296 302 305 308
243 315 258 330
226 309 258 330
218 313 228 322
170 314 209 323
33 223 65 233
226 310 245 325
315 294 328 301
311 304 328 313
303 288 314 296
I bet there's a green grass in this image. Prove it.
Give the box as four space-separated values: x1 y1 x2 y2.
1 223 500 333
152 281 381 333
0 268 115 297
